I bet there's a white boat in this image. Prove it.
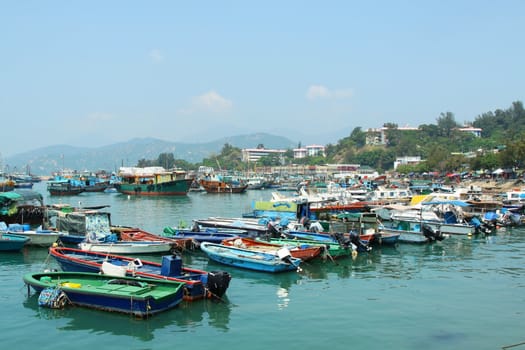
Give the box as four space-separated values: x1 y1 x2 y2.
502 188 525 209
378 220 447 244
375 200 476 236
14 229 62 247
195 217 272 236
78 241 174 254
366 186 413 204
0 222 62 247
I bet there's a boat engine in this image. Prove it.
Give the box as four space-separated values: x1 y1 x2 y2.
267 222 283 238
331 232 350 248
349 232 372 252
422 224 445 242
206 271 232 299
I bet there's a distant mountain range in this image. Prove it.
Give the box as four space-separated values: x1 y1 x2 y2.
3 133 298 175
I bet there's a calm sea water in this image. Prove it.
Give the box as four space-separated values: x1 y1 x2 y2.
2 182 525 350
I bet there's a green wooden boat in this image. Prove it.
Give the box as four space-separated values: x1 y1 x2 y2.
259 237 353 259
23 271 185 318
115 167 193 196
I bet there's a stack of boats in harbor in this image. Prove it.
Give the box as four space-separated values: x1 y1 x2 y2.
8 170 525 318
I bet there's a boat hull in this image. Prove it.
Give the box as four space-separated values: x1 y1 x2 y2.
222 237 323 261
49 247 230 301
265 237 352 259
115 179 192 196
0 233 29 251
23 271 185 318
200 242 301 273
14 231 61 247
163 229 242 244
378 225 429 243
78 241 174 254
199 179 248 194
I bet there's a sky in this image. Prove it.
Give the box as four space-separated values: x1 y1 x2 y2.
1 0 524 157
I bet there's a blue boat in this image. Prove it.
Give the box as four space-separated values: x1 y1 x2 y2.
23 271 185 318
200 241 302 273
0 232 30 251
162 226 247 243
284 230 372 252
49 246 231 301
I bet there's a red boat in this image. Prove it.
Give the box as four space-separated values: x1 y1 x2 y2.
115 227 196 251
221 236 323 261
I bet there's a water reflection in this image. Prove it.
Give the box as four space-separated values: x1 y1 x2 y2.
174 298 232 331
206 260 303 310
22 294 232 340
294 237 489 281
0 247 58 269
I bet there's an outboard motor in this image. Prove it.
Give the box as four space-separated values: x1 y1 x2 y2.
191 221 201 232
349 232 372 252
331 232 350 248
206 271 232 299
422 224 445 242
267 222 283 238
300 217 311 230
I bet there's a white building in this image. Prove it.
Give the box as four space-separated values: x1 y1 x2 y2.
306 145 326 157
394 156 422 170
242 148 287 163
367 125 483 145
293 145 326 159
293 148 307 159
457 126 482 137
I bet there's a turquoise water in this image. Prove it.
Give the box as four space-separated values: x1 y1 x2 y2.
2 182 525 349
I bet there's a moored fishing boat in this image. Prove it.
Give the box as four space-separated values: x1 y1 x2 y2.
47 177 85 196
378 220 447 244
115 166 192 196
221 236 323 261
283 230 372 252
78 240 175 254
23 271 185 318
194 217 270 236
48 246 231 301
116 227 195 251
260 237 353 259
0 176 15 192
47 206 113 244
0 232 30 251
162 225 245 244
200 241 302 273
0 190 46 226
0 222 62 247
199 174 248 194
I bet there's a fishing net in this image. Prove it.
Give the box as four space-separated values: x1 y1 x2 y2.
38 287 69 309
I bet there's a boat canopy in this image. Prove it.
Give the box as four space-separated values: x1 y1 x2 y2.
0 192 23 203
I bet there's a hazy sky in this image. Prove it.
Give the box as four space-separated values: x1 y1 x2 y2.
2 1 524 157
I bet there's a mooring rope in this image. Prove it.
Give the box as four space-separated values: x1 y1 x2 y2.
502 341 525 349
